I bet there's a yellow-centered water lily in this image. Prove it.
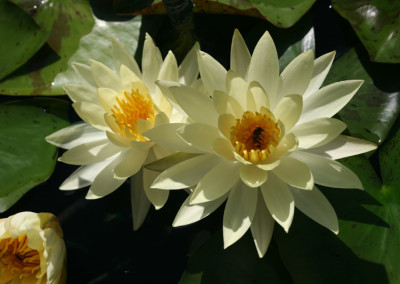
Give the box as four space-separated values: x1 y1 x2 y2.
46 35 199 230
0 212 66 284
146 30 377 257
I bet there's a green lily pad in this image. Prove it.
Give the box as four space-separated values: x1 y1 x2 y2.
332 0 400 63
0 98 69 212
0 0 48 81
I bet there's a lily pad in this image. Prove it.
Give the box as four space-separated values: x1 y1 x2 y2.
0 98 69 212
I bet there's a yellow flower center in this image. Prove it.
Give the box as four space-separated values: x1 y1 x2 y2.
0 235 41 282
230 111 281 163
112 89 155 141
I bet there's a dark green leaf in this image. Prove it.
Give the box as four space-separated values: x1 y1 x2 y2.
0 98 69 212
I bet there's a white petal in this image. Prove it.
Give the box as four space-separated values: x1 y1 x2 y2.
141 33 163 94
306 135 377 160
300 80 363 123
130 170 151 230
303 51 336 98
64 84 98 104
247 81 269 112
231 29 251 78
248 31 279 106
177 123 221 153
290 185 338 234
260 173 294 232
212 138 236 161
250 191 275 258
119 65 145 91
89 59 122 90
46 123 106 149
223 182 258 248
197 51 227 96
240 164 268 188
72 63 97 87
106 131 131 148
173 192 227 227
290 151 363 189
114 146 150 179
151 154 220 189
170 85 218 126
59 139 122 165
280 50 314 98
112 38 141 78
72 102 108 131
292 118 346 149
97 87 118 113
273 94 303 132
190 160 241 204
272 156 313 190
226 70 249 109
143 168 169 210
179 42 200 86
218 113 236 138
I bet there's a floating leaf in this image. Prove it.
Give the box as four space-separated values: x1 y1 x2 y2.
0 98 69 212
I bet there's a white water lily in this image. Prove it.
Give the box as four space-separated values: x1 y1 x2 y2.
46 35 199 230
146 30 377 257
0 212 66 284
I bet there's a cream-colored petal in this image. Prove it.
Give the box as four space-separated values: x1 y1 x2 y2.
177 123 221 153
143 168 169 210
273 94 303 132
64 84 98 104
170 85 218 126
291 151 363 189
218 113 236 138
280 50 314 98
231 29 251 78
250 191 274 258
156 79 185 114
263 133 298 164
272 156 314 190
154 111 170 126
158 51 179 82
106 131 131 147
112 38 141 78
97 87 118 113
119 64 144 91
247 81 269 112
59 139 122 165
226 70 249 108
190 160 241 204
213 90 229 115
240 164 268 188
151 154 220 189
89 59 122 90
46 123 106 150
72 62 97 87
197 50 227 95
136 118 154 134
141 33 163 94
72 102 108 131
212 138 236 161
306 135 377 160
130 170 151 230
173 192 227 227
303 51 336 98
179 42 200 86
114 147 150 179
300 80 363 124
292 117 346 149
247 31 279 106
290 185 338 234
223 182 257 248
260 173 294 232
59 160 111 190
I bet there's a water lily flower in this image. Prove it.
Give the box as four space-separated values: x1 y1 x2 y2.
146 30 377 257
46 35 199 230
0 212 66 284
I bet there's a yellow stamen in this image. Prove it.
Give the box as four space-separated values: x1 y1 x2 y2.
0 235 41 282
112 89 155 141
230 111 281 163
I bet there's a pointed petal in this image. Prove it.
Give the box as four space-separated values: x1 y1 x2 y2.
218 113 236 138
197 50 227 95
142 33 163 94
120 65 146 91
114 147 150 179
143 168 169 210
291 151 363 189
112 38 141 77
300 80 363 123
97 87 118 113
178 123 221 153
226 70 249 108
212 138 236 161
130 170 151 230
240 164 268 188
190 160 241 204
260 173 294 232
223 182 258 248
272 156 313 190
179 42 200 86
292 118 346 149
247 81 269 112
72 62 97 87
173 192 227 227
231 29 251 78
72 102 108 131
250 191 275 258
273 94 303 132
290 185 339 234
89 59 122 90
64 84 98 104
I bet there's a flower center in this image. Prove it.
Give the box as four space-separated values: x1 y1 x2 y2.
0 235 41 282
112 89 155 141
230 111 281 163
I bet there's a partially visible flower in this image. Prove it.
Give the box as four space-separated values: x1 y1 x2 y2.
46 35 199 230
146 30 377 257
0 212 66 284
